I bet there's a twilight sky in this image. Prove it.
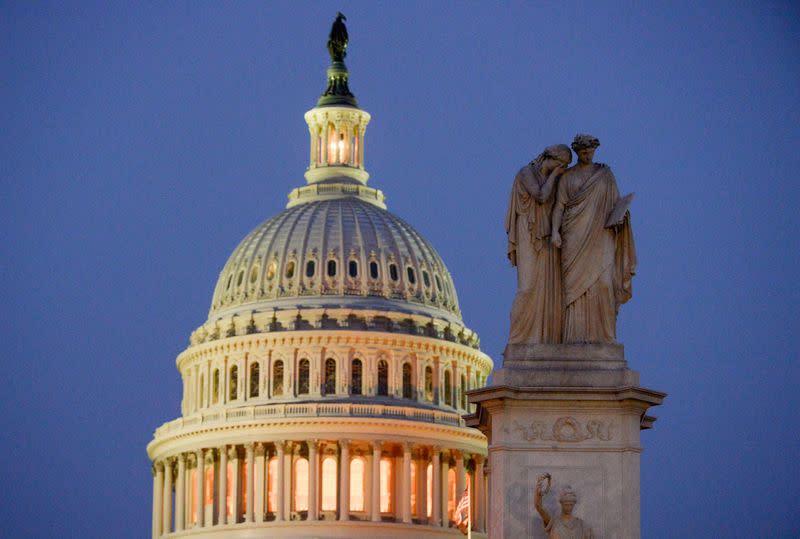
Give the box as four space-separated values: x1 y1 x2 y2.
2 2 799 537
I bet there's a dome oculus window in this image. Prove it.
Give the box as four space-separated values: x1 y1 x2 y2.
369 261 379 279
226 274 233 290
435 274 442 291
237 270 245 287
267 261 276 280
327 259 337 277
406 267 416 285
348 260 358 278
389 263 399 282
306 260 316 278
249 266 259 283
285 261 295 279
422 270 431 288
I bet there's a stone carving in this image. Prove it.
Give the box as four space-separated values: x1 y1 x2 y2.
506 145 572 344
534 475 593 538
551 134 636 344
509 417 613 442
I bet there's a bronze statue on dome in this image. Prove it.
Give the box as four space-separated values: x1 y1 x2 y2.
327 12 348 62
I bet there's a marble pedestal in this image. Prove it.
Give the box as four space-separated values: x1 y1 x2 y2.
467 344 665 539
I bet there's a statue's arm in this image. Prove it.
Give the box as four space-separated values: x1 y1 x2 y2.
535 166 562 203
550 176 568 247
534 482 551 527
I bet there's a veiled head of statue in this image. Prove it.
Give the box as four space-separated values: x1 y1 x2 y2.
571 133 601 151
542 144 572 166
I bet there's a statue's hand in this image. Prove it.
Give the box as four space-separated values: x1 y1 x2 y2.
551 233 561 248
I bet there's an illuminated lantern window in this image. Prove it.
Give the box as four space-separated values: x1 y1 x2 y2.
321 457 337 511
294 458 309 511
380 457 393 513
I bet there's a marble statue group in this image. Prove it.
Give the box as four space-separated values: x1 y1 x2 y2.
506 133 636 345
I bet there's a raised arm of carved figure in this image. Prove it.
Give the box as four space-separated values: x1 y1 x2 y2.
534 474 552 528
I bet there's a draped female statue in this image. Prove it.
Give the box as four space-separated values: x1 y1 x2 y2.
551 134 636 344
506 144 572 344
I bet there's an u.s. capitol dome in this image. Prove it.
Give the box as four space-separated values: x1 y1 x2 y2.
147 15 492 539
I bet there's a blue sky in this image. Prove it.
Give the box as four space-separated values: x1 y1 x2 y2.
2 2 799 537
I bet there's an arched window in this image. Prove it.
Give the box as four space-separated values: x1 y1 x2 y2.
350 457 366 511
377 360 389 396
198 374 204 408
425 366 434 402
447 468 456 522
389 263 399 282
294 458 309 511
406 267 416 285
422 270 431 288
250 265 259 283
226 273 233 290
351 359 362 395
369 260 379 279
212 369 219 404
380 457 393 513
435 274 442 292
444 370 452 406
229 365 238 401
348 259 358 278
272 360 284 396
297 359 310 395
266 261 276 281
321 457 337 511
426 463 433 517
306 260 315 278
327 259 337 277
460 374 467 409
237 270 244 287
249 362 260 398
402 363 413 399
285 260 295 279
323 358 336 396
267 457 278 512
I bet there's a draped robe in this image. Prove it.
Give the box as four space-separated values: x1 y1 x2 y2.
556 164 636 344
545 516 593 539
505 164 562 344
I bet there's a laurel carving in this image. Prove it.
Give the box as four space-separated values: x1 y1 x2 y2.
508 416 613 442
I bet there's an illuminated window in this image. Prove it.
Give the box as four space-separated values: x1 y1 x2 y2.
410 461 418 516
426 463 433 517
285 260 295 279
250 265 259 283
402 363 413 399
323 358 336 395
321 457 337 511
348 260 358 278
444 370 452 406
205 464 214 506
250 362 260 398
369 261 379 279
407 267 416 285
350 457 365 511
306 260 315 278
267 457 277 512
389 263 399 282
212 369 219 404
448 468 456 522
294 458 309 511
351 359 362 395
229 365 238 401
226 460 235 518
327 259 337 277
272 360 284 396
267 261 276 281
298 359 310 395
380 458 393 513
425 366 434 402
377 360 389 396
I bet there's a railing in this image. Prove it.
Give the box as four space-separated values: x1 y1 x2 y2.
155 402 464 438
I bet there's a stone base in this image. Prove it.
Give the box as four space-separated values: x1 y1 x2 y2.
466 344 665 539
493 343 639 387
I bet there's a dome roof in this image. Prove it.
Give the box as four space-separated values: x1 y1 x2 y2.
209 194 463 325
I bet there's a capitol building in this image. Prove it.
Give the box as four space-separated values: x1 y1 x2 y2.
147 17 493 539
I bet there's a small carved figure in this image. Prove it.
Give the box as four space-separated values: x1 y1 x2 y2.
506 144 572 344
327 12 348 62
534 475 592 539
551 134 636 343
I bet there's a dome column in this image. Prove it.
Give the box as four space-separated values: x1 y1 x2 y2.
308 440 319 520
194 450 205 528
431 447 441 526
152 462 163 538
218 445 227 525
339 439 350 521
440 452 450 527
245 442 255 522
176 453 186 531
254 443 266 523
275 441 285 521
401 442 412 523
370 441 382 521
162 458 173 534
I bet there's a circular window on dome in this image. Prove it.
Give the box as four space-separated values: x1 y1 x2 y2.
267 261 276 281
285 261 295 279
249 265 260 283
369 261 379 280
306 260 316 278
406 266 416 285
389 263 399 282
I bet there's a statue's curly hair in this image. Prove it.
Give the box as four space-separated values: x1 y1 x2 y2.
571 133 600 151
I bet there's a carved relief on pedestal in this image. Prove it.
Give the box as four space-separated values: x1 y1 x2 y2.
507 416 613 443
